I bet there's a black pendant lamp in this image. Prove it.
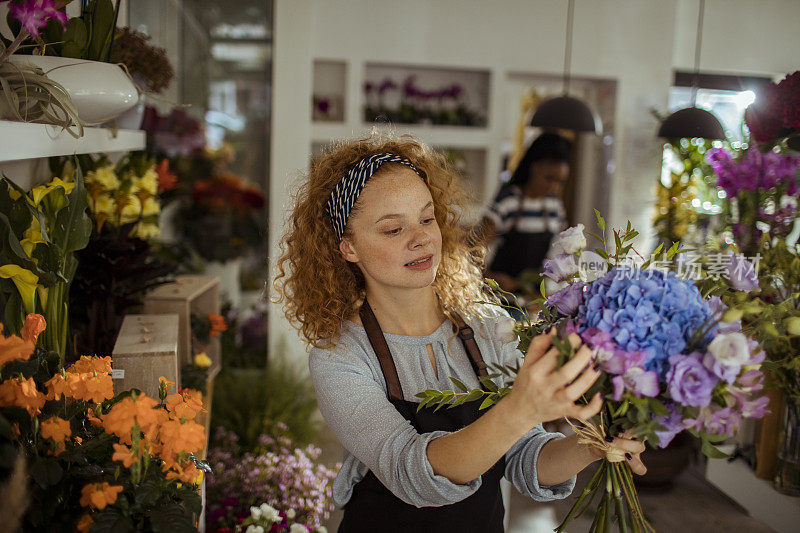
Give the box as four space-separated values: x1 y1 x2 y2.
657 0 725 140
530 0 601 134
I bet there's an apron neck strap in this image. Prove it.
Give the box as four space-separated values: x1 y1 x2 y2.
360 300 405 402
359 301 490 402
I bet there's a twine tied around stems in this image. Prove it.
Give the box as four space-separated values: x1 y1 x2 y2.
565 416 629 462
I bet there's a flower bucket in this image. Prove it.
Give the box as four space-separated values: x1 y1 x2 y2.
774 398 800 495
7 55 138 125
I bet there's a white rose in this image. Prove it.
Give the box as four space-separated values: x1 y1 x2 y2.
708 332 750 367
245 525 262 533
249 506 262 519
259 503 280 522
289 525 307 533
550 224 586 255
494 316 517 344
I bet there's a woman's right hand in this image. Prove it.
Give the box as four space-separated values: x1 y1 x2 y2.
505 329 603 430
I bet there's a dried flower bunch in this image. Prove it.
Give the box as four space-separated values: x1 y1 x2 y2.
110 27 175 94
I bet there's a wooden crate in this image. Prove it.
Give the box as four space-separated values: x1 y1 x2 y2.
143 275 222 380
112 314 179 399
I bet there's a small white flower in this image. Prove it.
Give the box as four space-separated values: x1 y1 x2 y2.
285 508 296 520
289 525 307 533
550 224 586 255
708 332 750 367
494 316 517 344
258 502 280 523
249 506 262 520
317 527 328 533
245 526 264 533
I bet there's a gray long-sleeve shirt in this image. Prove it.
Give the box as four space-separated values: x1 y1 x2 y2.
308 306 576 509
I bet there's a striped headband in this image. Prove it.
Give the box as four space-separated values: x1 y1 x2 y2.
326 153 420 241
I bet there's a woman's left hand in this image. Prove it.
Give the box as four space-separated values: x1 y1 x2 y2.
591 430 647 475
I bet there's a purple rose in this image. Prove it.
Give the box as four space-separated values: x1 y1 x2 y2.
547 282 586 315
543 253 579 282
727 253 759 292
665 353 717 407
653 403 685 448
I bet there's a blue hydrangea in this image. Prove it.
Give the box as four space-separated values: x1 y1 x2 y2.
577 267 715 378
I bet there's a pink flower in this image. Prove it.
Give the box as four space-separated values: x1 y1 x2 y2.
5 0 68 38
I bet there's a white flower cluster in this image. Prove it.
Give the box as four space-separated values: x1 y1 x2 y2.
242 502 328 533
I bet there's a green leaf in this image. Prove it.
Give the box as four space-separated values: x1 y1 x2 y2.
87 0 116 61
149 503 195 533
595 248 609 260
594 209 605 233
449 377 469 393
587 231 604 244
701 439 729 459
648 399 669 417
479 376 499 392
479 396 496 410
51 167 91 256
464 389 484 402
62 18 89 58
539 279 547 298
30 459 63 489
91 507 135 533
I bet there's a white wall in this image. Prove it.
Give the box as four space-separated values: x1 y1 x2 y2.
269 0 800 365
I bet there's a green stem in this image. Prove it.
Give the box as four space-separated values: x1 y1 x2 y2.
618 462 654 532
609 462 629 533
556 462 605 532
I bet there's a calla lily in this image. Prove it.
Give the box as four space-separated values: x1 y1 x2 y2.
30 177 75 206
0 264 39 313
20 217 46 257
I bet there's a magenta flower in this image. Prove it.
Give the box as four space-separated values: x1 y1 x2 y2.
665 352 717 407
4 0 68 38
611 366 659 401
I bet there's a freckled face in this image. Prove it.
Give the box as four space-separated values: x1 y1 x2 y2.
339 166 442 295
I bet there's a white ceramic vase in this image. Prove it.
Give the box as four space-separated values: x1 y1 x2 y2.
8 55 139 125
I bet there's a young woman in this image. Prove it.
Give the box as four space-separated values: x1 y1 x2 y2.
274 134 645 532
480 132 573 293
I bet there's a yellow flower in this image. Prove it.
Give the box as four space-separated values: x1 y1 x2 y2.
133 223 160 240
193 352 212 368
119 194 142 220
92 194 116 218
141 197 160 216
30 177 75 206
20 217 46 258
86 165 120 191
135 168 159 195
0 264 39 313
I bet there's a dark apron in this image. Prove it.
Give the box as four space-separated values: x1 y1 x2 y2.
489 193 555 278
338 301 506 533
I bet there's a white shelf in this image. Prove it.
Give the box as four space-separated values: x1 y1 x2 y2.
311 122 491 149
705 445 800 533
0 120 146 163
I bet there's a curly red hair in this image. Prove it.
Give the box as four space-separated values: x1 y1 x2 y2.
273 133 492 348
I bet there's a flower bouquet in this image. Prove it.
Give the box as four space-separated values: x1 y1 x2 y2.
417 213 769 532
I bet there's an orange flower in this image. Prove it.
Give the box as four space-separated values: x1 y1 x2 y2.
44 373 69 401
156 159 178 192
0 326 34 367
165 390 204 421
20 313 46 344
79 482 123 510
76 513 93 533
81 373 114 403
40 416 71 442
207 314 227 337
0 377 46 415
111 443 140 468
86 407 103 428
163 459 203 484
69 355 112 376
158 418 206 458
100 394 159 444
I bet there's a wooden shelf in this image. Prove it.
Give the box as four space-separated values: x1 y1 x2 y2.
705 444 800 533
0 120 145 163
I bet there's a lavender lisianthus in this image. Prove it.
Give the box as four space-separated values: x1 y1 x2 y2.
707 296 742 333
653 402 685 448
727 254 759 292
702 352 740 384
611 367 660 401
543 253 579 282
547 282 586 315
665 352 717 407
707 332 751 367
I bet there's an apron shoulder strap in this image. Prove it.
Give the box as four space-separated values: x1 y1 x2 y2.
359 301 405 402
451 312 488 378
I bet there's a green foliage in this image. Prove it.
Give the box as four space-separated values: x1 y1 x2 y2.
211 352 319 450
